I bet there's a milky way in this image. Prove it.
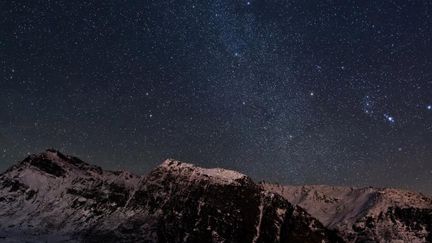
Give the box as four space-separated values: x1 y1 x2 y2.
0 1 431 194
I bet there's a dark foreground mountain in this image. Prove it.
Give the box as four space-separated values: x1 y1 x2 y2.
0 150 341 243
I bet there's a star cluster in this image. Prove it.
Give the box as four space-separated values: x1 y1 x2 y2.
0 0 431 194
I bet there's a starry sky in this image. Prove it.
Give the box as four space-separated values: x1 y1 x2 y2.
1 1 431 194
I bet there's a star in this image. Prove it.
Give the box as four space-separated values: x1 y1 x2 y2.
384 114 395 124
427 105 431 110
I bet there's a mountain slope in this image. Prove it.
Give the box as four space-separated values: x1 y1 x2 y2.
0 150 341 242
262 183 432 242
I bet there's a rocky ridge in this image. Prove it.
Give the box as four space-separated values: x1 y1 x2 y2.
262 183 432 242
0 150 341 242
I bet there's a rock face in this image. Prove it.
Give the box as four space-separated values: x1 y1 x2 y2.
0 150 341 242
262 183 432 243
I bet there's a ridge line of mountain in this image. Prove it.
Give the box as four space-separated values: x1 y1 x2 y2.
0 149 431 242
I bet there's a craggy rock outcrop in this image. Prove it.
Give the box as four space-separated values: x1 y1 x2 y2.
262 183 432 242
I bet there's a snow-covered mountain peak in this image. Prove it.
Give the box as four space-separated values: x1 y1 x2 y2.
157 159 249 185
1 149 141 199
6 149 105 179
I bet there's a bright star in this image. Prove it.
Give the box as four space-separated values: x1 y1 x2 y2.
384 114 395 124
427 105 431 110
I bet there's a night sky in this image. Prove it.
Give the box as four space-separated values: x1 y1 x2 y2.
1 1 431 194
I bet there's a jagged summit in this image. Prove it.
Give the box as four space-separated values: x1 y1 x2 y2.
6 149 140 182
262 183 432 242
158 158 249 185
8 149 99 175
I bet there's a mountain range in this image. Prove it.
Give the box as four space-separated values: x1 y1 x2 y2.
0 149 430 242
